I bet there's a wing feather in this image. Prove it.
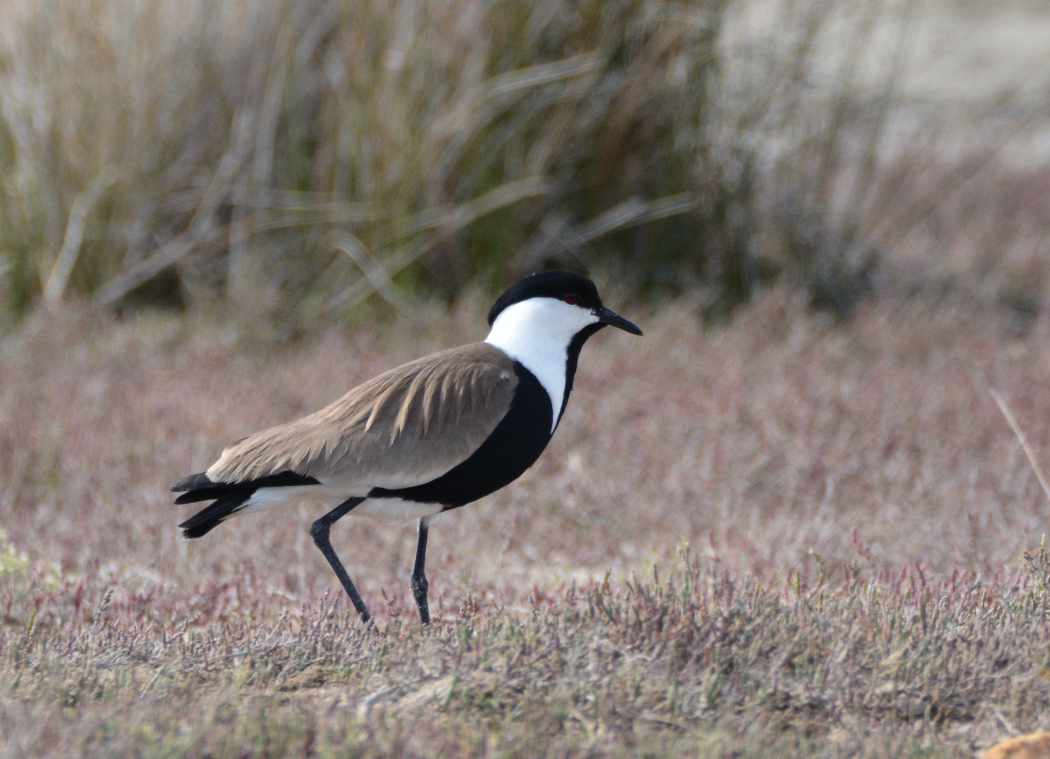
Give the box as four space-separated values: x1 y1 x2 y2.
421 374 439 434
206 343 518 492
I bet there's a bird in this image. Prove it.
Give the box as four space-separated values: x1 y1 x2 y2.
171 271 642 626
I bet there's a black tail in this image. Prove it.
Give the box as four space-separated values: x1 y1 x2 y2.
179 491 253 538
172 469 322 539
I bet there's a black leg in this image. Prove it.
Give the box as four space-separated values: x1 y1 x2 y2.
411 517 431 625
309 497 372 624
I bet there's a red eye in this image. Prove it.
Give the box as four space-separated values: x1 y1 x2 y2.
563 292 578 305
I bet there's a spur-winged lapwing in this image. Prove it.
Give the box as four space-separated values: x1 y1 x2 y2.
172 271 641 625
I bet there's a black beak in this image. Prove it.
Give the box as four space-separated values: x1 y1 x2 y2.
594 306 643 336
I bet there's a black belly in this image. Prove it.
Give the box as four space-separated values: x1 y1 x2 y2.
368 364 555 509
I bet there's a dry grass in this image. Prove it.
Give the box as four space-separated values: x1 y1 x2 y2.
5 0 1006 325
2 292 1050 754
2 1 1050 754
0 0 725 321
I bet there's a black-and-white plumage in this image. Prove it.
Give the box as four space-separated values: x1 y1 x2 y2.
172 271 642 624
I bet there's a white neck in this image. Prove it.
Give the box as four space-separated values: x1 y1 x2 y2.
484 298 599 433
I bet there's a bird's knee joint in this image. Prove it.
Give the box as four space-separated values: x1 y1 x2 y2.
309 520 328 543
411 574 429 595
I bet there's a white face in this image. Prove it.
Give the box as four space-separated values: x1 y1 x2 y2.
484 297 600 432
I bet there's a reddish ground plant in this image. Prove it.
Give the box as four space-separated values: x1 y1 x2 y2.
2 292 1050 754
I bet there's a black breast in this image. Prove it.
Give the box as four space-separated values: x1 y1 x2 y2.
369 363 554 509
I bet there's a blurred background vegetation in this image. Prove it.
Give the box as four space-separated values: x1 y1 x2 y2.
0 0 1046 331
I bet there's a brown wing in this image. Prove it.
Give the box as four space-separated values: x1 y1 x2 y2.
205 343 518 492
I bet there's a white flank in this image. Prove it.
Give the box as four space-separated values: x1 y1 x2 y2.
238 484 355 515
484 297 599 432
354 497 444 521
238 485 442 522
